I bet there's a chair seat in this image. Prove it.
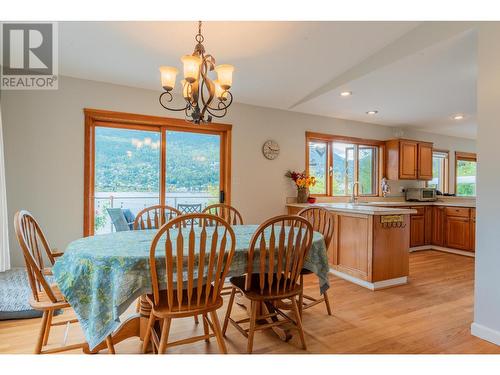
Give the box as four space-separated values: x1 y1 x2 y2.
29 284 69 311
146 287 223 318
229 274 302 301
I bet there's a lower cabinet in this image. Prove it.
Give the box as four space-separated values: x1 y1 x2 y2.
410 205 475 253
431 206 445 246
445 216 471 250
410 214 425 247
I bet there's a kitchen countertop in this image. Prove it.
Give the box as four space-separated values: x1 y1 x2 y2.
286 203 417 216
355 200 476 208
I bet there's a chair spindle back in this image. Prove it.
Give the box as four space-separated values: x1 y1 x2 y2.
149 213 236 311
14 210 58 303
246 215 313 295
298 207 335 248
134 205 182 230
202 204 244 226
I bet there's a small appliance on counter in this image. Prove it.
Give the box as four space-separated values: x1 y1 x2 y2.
404 187 437 202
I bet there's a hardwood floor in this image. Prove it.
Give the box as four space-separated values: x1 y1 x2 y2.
1 250 499 354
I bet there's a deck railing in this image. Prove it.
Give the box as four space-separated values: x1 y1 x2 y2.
94 193 217 233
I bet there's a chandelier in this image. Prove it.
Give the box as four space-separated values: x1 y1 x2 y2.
158 21 234 124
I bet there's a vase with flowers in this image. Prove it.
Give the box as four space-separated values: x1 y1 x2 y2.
285 170 316 203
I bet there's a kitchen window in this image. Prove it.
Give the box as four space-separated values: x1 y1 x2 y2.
455 151 477 197
428 150 449 193
306 132 381 197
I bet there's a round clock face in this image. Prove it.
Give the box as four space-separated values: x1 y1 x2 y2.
262 140 280 160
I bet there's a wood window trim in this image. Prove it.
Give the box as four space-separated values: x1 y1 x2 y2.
454 151 477 197
426 149 450 193
84 108 232 236
305 132 381 197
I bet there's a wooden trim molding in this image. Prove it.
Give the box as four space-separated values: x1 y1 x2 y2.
305 131 382 197
83 109 232 236
455 151 477 162
454 151 477 197
305 131 385 146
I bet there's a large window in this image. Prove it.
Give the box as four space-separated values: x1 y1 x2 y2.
428 150 449 193
85 109 232 236
306 132 380 197
455 151 477 197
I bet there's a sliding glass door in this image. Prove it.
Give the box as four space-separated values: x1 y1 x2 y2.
165 130 221 213
86 110 231 235
94 127 161 234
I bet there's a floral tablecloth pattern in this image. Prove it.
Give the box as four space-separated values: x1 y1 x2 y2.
52 225 329 350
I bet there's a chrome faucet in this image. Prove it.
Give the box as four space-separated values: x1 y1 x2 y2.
350 181 359 204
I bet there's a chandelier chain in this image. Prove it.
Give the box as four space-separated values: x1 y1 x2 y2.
195 20 204 43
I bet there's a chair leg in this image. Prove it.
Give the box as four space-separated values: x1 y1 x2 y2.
299 275 304 318
291 297 307 350
142 312 156 354
247 301 257 354
323 290 332 316
194 315 199 324
42 310 53 346
202 314 210 343
106 335 115 354
158 318 171 354
222 287 236 336
210 311 228 354
35 311 49 354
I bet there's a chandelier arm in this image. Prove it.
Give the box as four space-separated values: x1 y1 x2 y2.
159 92 189 112
206 91 233 111
205 102 230 118
199 57 216 121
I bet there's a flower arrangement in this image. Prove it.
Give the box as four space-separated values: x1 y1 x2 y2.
285 170 316 188
285 170 316 203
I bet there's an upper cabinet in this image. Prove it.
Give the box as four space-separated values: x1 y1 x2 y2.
385 139 433 180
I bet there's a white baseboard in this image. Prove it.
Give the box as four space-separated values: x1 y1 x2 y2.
329 268 408 290
409 245 475 258
471 322 500 346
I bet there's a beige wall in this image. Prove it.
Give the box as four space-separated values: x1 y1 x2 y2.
471 22 500 345
0 76 476 266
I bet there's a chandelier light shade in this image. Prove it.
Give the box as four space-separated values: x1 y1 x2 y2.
215 64 234 90
158 21 235 124
159 66 178 91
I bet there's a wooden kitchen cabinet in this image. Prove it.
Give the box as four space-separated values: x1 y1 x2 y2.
410 214 425 247
445 208 471 251
418 143 433 180
432 206 446 246
385 139 433 180
470 208 476 252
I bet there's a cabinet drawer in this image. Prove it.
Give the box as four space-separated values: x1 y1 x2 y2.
410 206 426 216
445 207 470 218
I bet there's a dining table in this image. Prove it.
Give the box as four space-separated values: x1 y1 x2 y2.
52 224 330 353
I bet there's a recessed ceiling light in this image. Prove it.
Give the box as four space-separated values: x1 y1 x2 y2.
366 110 378 115
340 91 352 97
453 114 465 120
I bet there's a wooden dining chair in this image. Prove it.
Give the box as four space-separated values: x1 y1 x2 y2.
203 204 244 296
133 205 182 230
202 204 244 225
142 213 236 354
14 210 116 354
297 207 335 316
222 215 313 353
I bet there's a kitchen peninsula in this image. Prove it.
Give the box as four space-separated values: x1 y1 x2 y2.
287 203 417 290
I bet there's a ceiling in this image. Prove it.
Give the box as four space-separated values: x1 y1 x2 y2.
58 21 477 139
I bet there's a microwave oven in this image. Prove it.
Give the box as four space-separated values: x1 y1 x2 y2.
405 188 437 202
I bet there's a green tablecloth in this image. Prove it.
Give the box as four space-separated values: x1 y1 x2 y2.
52 225 329 350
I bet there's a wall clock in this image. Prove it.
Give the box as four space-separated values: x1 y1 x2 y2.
262 140 280 160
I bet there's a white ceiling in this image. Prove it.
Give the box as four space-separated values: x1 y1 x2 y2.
58 21 477 139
